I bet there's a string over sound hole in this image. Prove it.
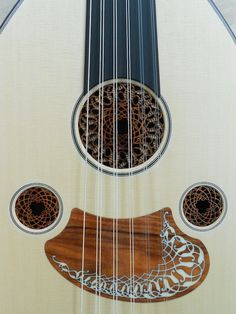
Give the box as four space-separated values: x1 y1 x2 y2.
78 82 166 171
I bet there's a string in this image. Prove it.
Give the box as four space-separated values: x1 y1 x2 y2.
96 0 101 310
100 0 105 312
137 0 151 306
147 0 152 304
80 0 93 313
112 0 119 313
114 0 121 311
125 0 135 311
80 1 163 312
96 1 105 314
95 0 101 308
150 0 166 303
85 1 162 309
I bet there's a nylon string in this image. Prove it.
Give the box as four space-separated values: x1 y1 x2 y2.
96 1 105 314
125 0 135 312
112 0 119 313
137 0 151 306
80 0 93 313
82 1 161 312
150 0 166 304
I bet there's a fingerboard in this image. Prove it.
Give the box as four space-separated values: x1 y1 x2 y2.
83 0 160 96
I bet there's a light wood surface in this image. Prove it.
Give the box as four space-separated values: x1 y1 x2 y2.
0 0 236 313
1 0 236 40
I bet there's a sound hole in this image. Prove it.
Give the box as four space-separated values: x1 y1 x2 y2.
30 202 46 216
118 119 128 135
181 184 225 229
196 200 210 214
11 185 62 232
78 82 166 170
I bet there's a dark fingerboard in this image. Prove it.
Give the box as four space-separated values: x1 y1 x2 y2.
83 0 160 96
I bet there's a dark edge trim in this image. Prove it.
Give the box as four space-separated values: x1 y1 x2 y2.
208 0 236 44
0 0 24 33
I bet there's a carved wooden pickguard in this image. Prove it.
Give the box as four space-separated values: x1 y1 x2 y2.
45 208 209 302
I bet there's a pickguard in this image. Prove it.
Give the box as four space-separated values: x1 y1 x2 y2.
45 208 209 302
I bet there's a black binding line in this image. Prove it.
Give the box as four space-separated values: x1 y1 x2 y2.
208 0 236 44
0 0 24 33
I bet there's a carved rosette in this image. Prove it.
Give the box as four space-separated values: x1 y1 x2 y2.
10 184 63 234
180 183 227 230
72 80 170 175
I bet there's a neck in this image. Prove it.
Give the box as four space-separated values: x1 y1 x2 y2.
84 0 160 96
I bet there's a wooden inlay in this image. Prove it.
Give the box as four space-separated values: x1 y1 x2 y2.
45 208 209 302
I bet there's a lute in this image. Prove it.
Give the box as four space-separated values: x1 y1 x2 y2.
0 0 236 313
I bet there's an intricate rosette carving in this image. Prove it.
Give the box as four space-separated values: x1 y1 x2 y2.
14 186 60 230
78 82 166 170
182 184 224 228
